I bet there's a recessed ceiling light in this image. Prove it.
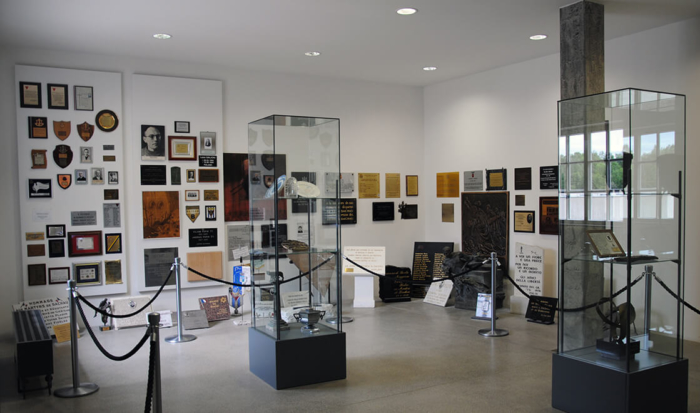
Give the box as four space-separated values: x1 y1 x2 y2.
397 8 417 15
305 51 321 57
423 66 437 71
529 34 547 40
153 33 172 40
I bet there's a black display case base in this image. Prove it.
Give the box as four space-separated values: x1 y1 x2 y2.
249 326 346 390
552 352 688 413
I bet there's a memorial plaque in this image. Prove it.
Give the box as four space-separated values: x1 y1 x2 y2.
424 279 455 307
379 265 411 303
103 203 121 228
514 167 532 190
171 166 181 185
104 259 123 285
358 173 380 198
515 195 525 206
48 239 65 258
28 179 52 198
514 242 544 296
514 210 535 233
539 197 559 235
112 296 151 329
321 198 357 225
463 170 483 191
103 145 115 151
28 117 48 139
48 267 69 284
199 155 217 167
31 150 47 169
57 174 71 189
525 296 558 325
442 203 454 223
182 309 210 330
385 173 400 198
76 122 94 142
406 175 419 196
324 172 354 195
140 165 167 185
188 228 218 248
70 211 97 226
103 155 116 162
461 192 509 269
47 84 68 109
144 247 177 287
486 168 507 190
540 166 558 190
27 244 45 257
198 296 230 321
13 298 70 336
20 82 42 109
436 172 459 197
399 203 418 219
104 189 119 200
53 121 71 140
26 232 45 241
203 190 219 201
227 225 250 261
198 169 219 183
291 172 317 213
28 264 47 285
411 242 453 298
372 202 395 221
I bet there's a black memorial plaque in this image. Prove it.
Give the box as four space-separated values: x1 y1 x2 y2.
525 296 558 325
171 166 181 185
140 165 167 185
104 189 119 200
198 156 217 167
188 228 218 248
514 167 532 190
379 265 412 303
540 166 558 190
322 198 357 225
401 204 418 219
372 202 395 221
411 242 453 298
144 247 178 287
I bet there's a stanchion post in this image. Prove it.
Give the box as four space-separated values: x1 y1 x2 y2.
148 313 163 413
165 257 196 343
478 252 509 338
644 265 653 347
55 280 99 398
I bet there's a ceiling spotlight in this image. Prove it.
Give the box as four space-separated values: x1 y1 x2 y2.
529 34 547 40
153 33 172 40
423 66 437 71
305 51 321 57
397 8 417 15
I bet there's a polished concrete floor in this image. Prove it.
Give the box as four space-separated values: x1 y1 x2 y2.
1 300 698 412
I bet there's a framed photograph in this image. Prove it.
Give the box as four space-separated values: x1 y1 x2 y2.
28 178 52 198
406 175 418 196
587 230 626 258
185 190 200 201
513 210 535 233
68 230 102 257
48 239 65 258
80 146 93 163
186 169 196 183
105 233 122 254
200 131 216 155
539 197 559 235
91 167 105 184
74 85 93 111
108 171 119 185
28 264 47 286
174 121 190 133
73 262 101 286
46 224 66 238
141 125 165 160
47 83 68 110
251 171 261 184
168 136 197 161
49 267 70 285
205 205 217 221
75 169 88 184
20 81 42 108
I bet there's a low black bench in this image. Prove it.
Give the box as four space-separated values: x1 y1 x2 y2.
13 309 53 397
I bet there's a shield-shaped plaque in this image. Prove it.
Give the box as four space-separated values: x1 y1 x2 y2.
57 174 72 189
77 122 95 142
186 206 200 223
53 121 71 140
53 144 74 168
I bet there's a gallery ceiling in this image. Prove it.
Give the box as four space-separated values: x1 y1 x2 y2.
1 0 699 86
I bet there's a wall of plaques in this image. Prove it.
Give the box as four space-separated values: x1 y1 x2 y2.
15 65 126 300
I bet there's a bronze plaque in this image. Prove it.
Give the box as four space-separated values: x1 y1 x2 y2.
104 189 119 200
53 121 71 140
203 190 219 201
77 122 95 142
27 244 45 257
57 174 71 189
104 260 123 284
198 295 230 321
198 169 219 183
28 117 48 139
31 150 47 169
26 232 45 241
95 109 118 132
103 155 116 162
52 144 73 168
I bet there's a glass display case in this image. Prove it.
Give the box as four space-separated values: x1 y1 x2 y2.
247 115 346 390
552 89 688 412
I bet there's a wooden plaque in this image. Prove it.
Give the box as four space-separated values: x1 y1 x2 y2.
186 251 223 281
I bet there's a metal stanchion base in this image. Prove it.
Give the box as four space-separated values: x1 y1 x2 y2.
326 317 353 324
54 383 99 398
478 328 509 337
164 334 197 343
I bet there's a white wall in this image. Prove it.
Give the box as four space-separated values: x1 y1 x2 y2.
0 47 425 339
423 18 700 341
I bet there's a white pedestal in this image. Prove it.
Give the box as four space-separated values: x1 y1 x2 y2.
353 274 376 308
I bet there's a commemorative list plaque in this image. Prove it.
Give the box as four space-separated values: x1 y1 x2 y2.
189 228 218 248
525 296 558 325
71 211 97 226
144 247 178 287
379 265 412 303
372 202 395 221
410 242 453 298
322 198 357 225
514 167 532 190
540 166 558 190
140 165 167 185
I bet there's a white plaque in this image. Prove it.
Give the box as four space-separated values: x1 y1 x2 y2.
282 291 310 308
13 297 70 336
342 246 385 275
463 170 484 191
325 172 355 195
423 279 454 307
32 209 51 223
513 242 544 296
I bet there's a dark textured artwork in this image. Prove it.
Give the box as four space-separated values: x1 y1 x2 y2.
223 153 287 222
460 191 509 268
142 191 180 239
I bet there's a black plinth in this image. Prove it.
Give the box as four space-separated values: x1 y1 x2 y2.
249 325 346 390
552 352 688 413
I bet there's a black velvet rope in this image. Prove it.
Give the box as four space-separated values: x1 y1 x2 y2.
78 269 174 319
75 298 151 361
145 335 155 413
652 273 700 315
341 255 484 284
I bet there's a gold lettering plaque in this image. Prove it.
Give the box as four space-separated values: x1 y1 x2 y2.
436 172 459 197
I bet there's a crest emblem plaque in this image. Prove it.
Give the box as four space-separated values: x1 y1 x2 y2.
186 206 200 223
53 121 71 140
57 174 72 189
77 122 95 142
53 144 74 168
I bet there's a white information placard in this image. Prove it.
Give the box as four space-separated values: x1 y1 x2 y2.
13 298 70 336
282 291 310 308
423 279 454 307
513 242 544 296
342 246 385 275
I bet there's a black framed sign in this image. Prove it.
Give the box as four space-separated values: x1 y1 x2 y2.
47 83 69 109
19 82 42 108
74 85 93 111
513 210 535 233
372 202 395 221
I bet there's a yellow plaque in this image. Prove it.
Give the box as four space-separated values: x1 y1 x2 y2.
53 322 78 343
175 143 190 155
385 173 400 198
442 203 455 223
406 175 418 196
358 173 380 199
25 232 45 241
436 172 460 197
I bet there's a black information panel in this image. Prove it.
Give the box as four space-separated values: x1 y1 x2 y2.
140 165 167 185
379 265 412 303
322 198 357 225
144 247 178 287
410 242 453 298
540 166 558 190
525 296 558 325
372 202 395 221
188 228 218 248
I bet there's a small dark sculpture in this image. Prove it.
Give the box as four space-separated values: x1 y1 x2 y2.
93 298 112 329
441 248 483 278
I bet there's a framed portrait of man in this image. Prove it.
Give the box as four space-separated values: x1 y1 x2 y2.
141 125 165 161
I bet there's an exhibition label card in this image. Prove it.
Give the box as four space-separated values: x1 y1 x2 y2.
343 246 385 275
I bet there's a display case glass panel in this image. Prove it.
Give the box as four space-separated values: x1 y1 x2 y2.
557 89 685 373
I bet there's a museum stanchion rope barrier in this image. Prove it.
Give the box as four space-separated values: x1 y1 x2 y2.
164 258 197 344
478 252 508 338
